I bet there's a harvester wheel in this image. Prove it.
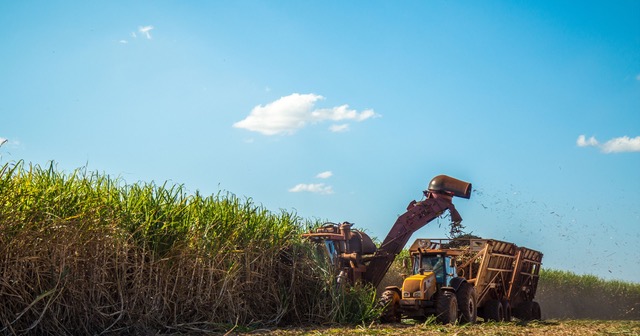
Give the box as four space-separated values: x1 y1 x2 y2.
436 291 458 324
456 283 477 324
501 299 512 322
379 290 401 323
484 299 504 322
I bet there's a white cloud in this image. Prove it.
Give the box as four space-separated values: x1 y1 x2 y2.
577 135 640 153
311 105 377 122
234 93 321 135
233 93 379 135
139 25 154 39
316 171 333 179
329 124 350 133
119 40 128 44
288 183 334 194
131 32 137 38
600 136 640 153
576 135 599 147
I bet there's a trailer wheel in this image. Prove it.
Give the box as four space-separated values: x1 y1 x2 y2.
516 301 542 321
501 299 512 322
436 291 458 324
532 301 541 320
456 283 477 324
484 299 504 322
379 290 401 323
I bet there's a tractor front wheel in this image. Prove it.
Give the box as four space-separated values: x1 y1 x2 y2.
379 290 401 323
436 291 458 324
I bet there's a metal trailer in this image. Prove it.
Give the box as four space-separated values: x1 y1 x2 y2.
450 238 543 320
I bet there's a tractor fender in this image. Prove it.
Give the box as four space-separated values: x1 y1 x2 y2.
449 277 468 292
384 286 402 296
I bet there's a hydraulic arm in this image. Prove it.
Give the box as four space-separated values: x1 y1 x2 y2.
363 178 470 286
303 175 472 288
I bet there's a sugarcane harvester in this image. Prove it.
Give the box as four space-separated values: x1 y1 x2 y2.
302 175 472 288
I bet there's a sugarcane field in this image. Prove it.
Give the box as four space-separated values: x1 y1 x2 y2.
0 164 638 335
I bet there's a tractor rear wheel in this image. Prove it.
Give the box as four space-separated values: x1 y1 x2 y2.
456 283 477 324
379 290 401 323
436 291 458 324
484 299 504 322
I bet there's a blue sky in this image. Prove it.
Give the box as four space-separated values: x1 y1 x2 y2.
1 1 639 282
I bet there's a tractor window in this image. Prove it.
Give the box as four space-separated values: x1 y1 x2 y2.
420 255 444 283
444 257 457 285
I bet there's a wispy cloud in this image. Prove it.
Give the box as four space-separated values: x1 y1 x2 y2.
329 124 349 133
316 171 333 179
311 105 377 122
577 135 640 153
119 26 153 44
139 25 154 39
576 135 598 147
289 170 335 194
288 183 334 194
233 93 379 135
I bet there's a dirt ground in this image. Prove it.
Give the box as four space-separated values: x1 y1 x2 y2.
241 320 639 336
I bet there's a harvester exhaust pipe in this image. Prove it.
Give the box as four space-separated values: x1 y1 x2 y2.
427 175 472 199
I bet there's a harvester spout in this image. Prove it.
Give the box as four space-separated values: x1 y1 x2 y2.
426 175 472 199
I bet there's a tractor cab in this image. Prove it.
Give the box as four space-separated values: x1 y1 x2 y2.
413 253 457 287
403 239 465 298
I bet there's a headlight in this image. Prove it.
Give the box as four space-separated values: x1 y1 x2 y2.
413 291 422 298
403 292 410 298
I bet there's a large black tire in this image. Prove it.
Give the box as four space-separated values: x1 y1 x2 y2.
379 290 401 323
436 291 458 324
456 283 477 324
532 301 541 320
515 301 542 321
501 299 512 322
484 299 504 322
